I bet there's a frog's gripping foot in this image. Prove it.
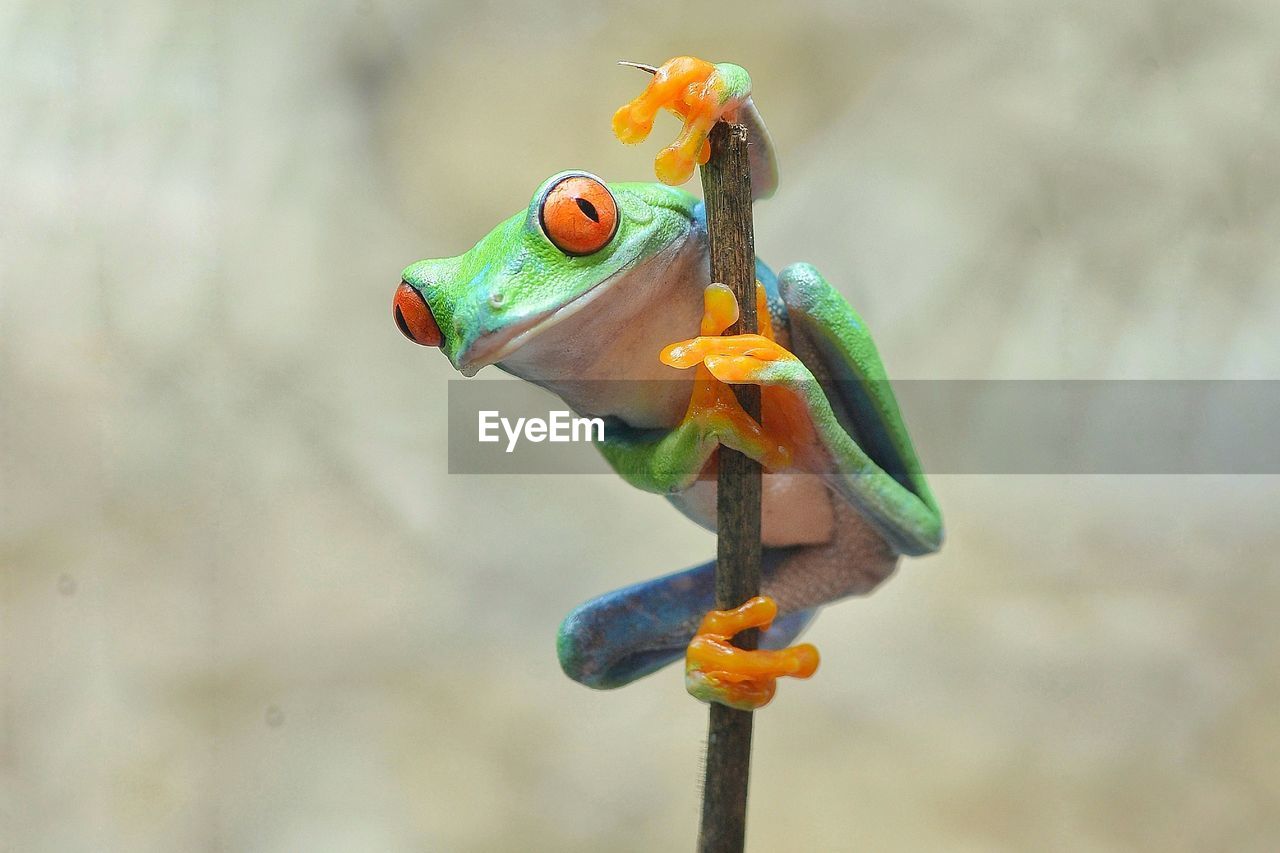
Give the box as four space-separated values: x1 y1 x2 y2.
686 596 819 710
613 56 750 185
662 281 798 382
660 283 797 471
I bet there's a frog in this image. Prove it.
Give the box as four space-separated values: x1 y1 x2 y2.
393 56 943 710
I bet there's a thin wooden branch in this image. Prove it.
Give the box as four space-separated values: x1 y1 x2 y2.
697 121 761 853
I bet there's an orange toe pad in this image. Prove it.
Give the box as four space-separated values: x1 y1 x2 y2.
685 596 819 710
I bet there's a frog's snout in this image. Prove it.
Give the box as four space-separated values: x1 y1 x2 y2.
393 281 442 348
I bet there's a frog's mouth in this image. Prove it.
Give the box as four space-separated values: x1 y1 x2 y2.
455 263 635 376
456 202 701 376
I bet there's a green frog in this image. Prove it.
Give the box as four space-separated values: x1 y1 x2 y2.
393 57 943 709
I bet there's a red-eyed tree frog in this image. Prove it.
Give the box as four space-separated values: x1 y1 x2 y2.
394 57 943 710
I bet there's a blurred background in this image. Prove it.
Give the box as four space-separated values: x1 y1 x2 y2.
4 0 1280 850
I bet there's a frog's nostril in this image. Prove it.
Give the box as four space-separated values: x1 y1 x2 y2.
393 281 442 347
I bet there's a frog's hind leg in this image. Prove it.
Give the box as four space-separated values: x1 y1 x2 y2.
557 552 817 690
778 262 944 556
557 503 896 691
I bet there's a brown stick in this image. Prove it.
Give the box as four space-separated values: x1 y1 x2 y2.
697 122 761 853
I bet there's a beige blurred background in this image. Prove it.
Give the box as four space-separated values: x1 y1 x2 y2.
4 0 1280 850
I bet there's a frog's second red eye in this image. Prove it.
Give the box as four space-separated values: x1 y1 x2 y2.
539 174 619 256
394 281 442 347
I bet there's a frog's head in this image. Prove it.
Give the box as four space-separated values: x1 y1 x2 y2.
394 171 700 376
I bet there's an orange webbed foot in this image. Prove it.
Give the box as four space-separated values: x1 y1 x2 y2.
661 282 797 384
660 283 794 471
686 596 820 710
612 56 748 185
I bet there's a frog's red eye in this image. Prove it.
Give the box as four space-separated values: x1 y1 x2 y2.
539 175 619 256
394 281 442 347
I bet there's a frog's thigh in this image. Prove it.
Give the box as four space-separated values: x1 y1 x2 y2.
672 472 835 548
762 472 834 547
764 501 898 616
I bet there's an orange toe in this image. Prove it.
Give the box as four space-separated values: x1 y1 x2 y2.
685 596 820 710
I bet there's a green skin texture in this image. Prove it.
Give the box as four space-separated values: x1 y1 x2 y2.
401 64 942 690
711 63 749 105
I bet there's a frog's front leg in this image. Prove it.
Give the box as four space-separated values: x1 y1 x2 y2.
613 56 779 199
596 283 791 494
